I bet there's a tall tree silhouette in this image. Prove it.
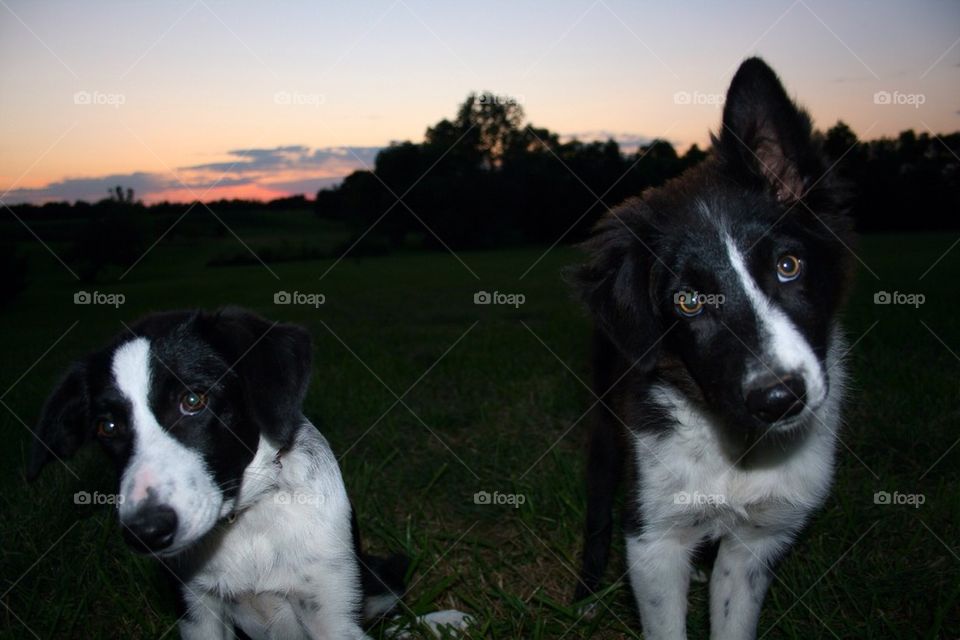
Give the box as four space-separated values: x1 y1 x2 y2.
454 92 524 169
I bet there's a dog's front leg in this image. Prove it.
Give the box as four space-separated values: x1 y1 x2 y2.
293 598 368 640
179 590 234 640
626 531 693 640
292 574 369 640
709 528 792 640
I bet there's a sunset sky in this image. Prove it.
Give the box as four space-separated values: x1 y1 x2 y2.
1 0 957 204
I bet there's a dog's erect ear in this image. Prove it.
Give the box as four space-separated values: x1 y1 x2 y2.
718 57 821 203
202 308 313 447
28 361 90 481
569 199 664 372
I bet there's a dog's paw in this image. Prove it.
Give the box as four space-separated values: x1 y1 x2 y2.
420 609 473 632
387 609 474 638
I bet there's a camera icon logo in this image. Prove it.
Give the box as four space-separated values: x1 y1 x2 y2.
473 291 492 305
74 291 92 304
873 291 891 305
673 91 692 105
473 490 491 505
274 291 292 304
873 91 892 105
873 491 891 505
74 491 91 505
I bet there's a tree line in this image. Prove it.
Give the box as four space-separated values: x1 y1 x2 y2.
4 91 958 285
314 92 958 248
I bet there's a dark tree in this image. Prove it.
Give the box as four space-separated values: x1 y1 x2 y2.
0 243 27 306
71 187 149 281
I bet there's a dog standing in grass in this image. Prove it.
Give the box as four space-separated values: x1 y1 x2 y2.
571 58 855 639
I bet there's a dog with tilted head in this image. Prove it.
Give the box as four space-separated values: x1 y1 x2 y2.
570 58 855 640
29 307 468 639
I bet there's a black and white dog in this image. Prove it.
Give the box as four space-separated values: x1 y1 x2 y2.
29 308 466 639
571 58 855 639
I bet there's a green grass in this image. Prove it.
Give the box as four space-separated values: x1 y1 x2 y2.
1 222 958 639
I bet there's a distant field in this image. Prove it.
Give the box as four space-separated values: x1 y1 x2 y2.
1 217 957 638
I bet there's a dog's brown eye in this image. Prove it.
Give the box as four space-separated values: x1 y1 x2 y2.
179 391 207 416
95 418 119 438
776 254 802 282
675 292 704 317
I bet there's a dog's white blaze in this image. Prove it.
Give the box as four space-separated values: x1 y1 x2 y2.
112 338 222 553
723 234 826 408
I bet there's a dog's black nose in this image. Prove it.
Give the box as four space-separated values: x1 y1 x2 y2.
121 506 178 552
745 375 806 423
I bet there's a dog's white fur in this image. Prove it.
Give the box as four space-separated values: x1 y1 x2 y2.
175 425 369 640
625 310 847 638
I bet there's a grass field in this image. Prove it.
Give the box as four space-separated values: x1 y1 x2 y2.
1 215 958 639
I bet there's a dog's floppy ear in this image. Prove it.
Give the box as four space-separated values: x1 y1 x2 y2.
718 57 822 203
202 308 313 447
28 361 90 480
569 199 664 372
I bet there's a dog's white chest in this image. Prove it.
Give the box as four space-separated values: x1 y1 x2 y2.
184 430 356 598
190 500 308 594
634 384 841 535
